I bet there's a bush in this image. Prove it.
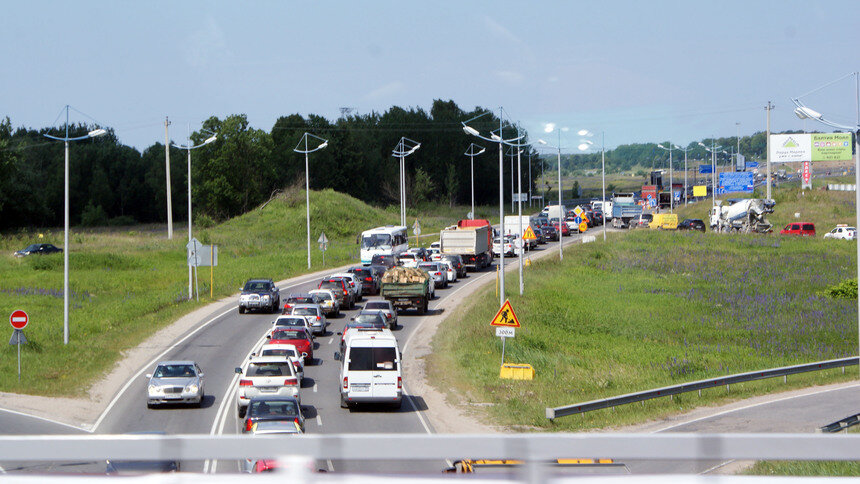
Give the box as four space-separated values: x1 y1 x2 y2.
81 203 107 227
107 215 136 227
825 279 857 299
194 213 216 229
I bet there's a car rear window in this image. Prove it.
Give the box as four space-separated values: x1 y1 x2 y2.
348 347 398 371
292 308 316 316
247 362 290 377
802 224 814 231
365 302 388 310
261 348 297 358
272 330 306 340
248 400 298 417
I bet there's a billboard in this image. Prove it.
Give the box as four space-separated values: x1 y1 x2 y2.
769 133 852 163
718 172 754 194
698 164 713 174
693 185 707 197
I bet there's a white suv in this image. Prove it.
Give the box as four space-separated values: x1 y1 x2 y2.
235 356 300 417
824 224 856 240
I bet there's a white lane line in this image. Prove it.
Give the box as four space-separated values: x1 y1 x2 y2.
654 383 860 433
701 459 736 474
316 414 323 427
0 407 91 433
327 338 333 345
326 459 334 472
0 464 6 474
91 305 236 433
313 383 318 393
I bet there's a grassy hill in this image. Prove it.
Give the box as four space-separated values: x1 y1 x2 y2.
427 183 857 431
0 187 491 395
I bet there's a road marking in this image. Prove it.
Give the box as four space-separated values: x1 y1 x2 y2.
316 414 323 427
0 407 91 433
313 383 318 393
0 464 6 474
654 383 860 433
701 459 736 474
326 459 334 472
327 338 333 345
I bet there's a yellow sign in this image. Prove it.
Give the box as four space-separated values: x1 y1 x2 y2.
490 299 521 327
579 221 588 232
573 206 584 217
500 363 534 380
693 185 707 197
522 226 537 241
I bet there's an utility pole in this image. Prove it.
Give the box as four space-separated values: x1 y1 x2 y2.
766 102 773 199
164 117 173 240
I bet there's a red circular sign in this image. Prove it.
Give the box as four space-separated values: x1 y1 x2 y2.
10 310 28 330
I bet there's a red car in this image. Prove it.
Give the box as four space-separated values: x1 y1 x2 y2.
552 220 570 236
780 222 816 237
268 328 313 362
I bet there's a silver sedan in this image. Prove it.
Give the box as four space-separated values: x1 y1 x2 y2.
146 361 205 408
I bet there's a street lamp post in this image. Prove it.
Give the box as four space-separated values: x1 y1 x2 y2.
674 145 692 206
538 128 565 261
463 109 524 306
656 143 677 213
791 71 860 377
43 106 107 345
576 130 605 241
172 129 217 301
698 140 722 206
392 137 421 227
464 143 485 219
294 133 329 269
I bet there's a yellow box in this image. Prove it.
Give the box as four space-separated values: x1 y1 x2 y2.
500 363 535 380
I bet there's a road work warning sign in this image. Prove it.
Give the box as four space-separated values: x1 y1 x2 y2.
490 299 521 328
522 226 537 241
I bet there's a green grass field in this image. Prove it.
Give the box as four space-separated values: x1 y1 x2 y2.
0 187 493 396
427 186 857 432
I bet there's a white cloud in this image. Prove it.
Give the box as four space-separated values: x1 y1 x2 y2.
482 16 522 44
495 70 524 85
363 81 406 102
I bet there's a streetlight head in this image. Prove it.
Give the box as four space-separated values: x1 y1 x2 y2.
203 135 218 145
490 133 501 141
577 129 591 136
657 144 665 149
577 143 591 151
318 141 328 150
476 147 486 155
673 145 682 150
543 123 555 133
794 106 822 120
88 128 107 138
537 139 547 145
697 142 706 148
462 125 480 136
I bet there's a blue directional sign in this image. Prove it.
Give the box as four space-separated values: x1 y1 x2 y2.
673 191 681 202
718 172 754 194
746 161 759 169
649 198 657 208
699 164 713 174
574 216 582 225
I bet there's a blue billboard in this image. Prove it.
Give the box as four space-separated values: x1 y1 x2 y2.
718 172 754 194
699 164 713 174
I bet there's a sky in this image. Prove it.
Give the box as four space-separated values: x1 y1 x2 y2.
2 1 859 154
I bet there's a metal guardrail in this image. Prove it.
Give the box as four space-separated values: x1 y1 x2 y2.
819 413 860 433
546 357 858 420
0 433 857 462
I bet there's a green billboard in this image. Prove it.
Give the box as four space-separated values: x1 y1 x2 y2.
811 133 853 161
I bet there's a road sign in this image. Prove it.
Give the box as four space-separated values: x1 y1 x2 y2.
719 172 754 194
649 198 657 208
522 226 537 241
574 216 582 225
318 232 329 250
490 299 521 328
573 206 584 217
646 193 653 200
9 330 27 345
9 310 28 330
699 164 713 174
579 221 588 233
495 327 516 338
186 238 202 267
196 245 218 267
746 161 759 169
693 185 707 197
412 219 421 236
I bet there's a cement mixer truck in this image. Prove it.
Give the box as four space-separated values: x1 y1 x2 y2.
709 198 776 233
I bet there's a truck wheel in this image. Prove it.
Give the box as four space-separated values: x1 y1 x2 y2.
418 300 427 315
238 306 245 314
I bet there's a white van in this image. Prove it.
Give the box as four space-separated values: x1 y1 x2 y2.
335 329 402 409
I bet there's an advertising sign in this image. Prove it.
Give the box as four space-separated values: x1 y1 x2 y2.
693 185 707 197
718 172 754 194
802 161 812 189
769 133 852 163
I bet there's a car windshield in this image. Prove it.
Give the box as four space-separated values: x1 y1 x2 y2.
247 362 290 377
361 234 391 249
244 281 270 291
153 364 195 378
248 400 298 417
23 244 40 251
272 330 306 340
365 302 389 310
348 347 398 371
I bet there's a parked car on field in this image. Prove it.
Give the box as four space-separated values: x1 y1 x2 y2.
146 361 205 408
239 279 280 314
678 219 706 232
241 396 304 432
348 266 380 295
780 222 816 237
235 357 300 417
824 224 856 240
14 243 62 257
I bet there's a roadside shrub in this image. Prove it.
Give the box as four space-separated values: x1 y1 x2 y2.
107 215 136 227
81 203 108 227
194 213 216 229
825 278 857 300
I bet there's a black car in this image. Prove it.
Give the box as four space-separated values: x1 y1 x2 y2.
370 254 398 269
348 266 380 295
533 226 546 244
14 243 62 257
679 219 706 232
367 264 388 282
242 396 304 433
441 254 467 278
543 224 559 241
238 279 280 314
592 210 604 226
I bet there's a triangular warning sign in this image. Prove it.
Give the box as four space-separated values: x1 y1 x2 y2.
522 226 537 241
490 299 521 327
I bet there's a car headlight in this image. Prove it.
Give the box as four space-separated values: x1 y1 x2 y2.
261 295 270 301
148 385 161 394
185 383 199 394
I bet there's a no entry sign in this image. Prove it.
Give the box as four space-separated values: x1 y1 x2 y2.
10 310 28 330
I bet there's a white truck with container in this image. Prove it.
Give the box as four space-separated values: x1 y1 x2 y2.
439 221 493 270
709 198 775 233
540 204 568 221
503 215 536 250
